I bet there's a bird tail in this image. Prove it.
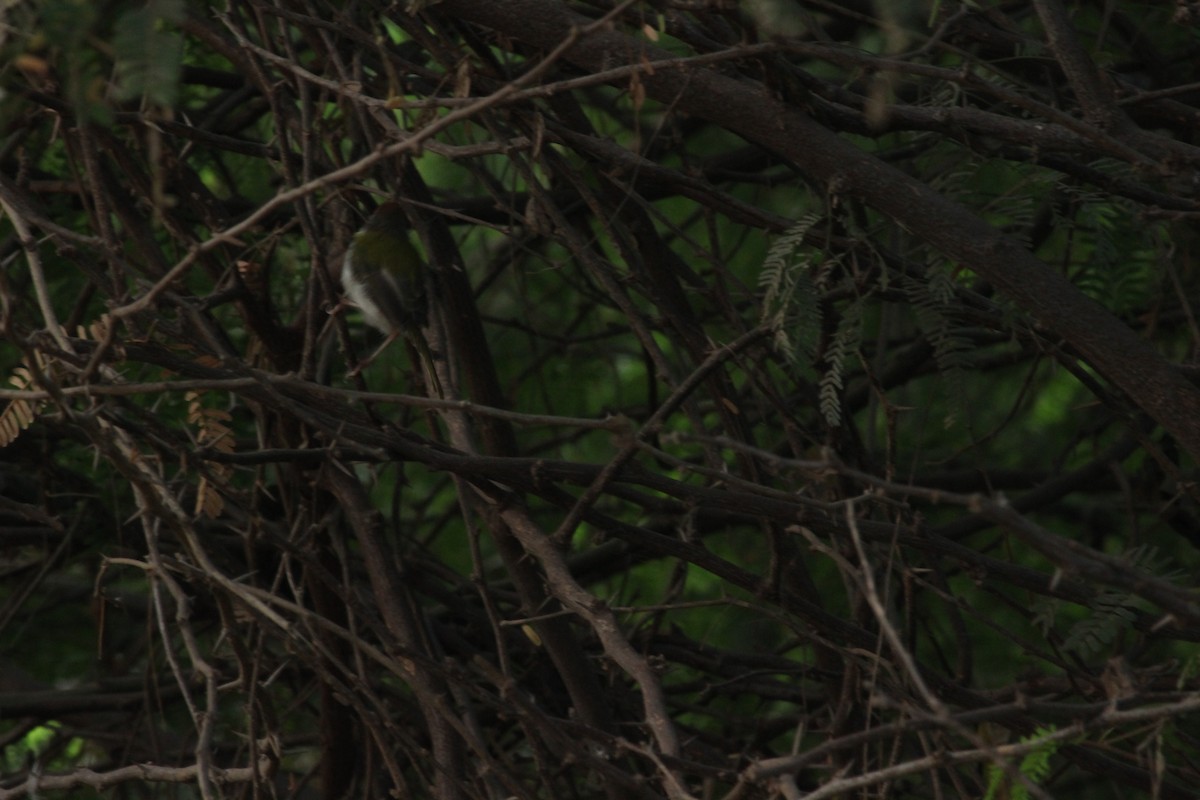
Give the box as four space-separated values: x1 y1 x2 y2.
410 330 443 398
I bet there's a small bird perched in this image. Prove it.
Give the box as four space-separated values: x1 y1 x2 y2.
340 201 440 393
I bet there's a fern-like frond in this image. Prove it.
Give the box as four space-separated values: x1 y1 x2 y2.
1057 173 1163 319
0 359 50 448
818 302 862 427
1058 546 1181 657
901 269 969 428
1062 590 1137 657
760 213 825 368
984 725 1061 800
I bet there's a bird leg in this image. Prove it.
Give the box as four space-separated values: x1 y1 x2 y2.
326 297 352 317
347 330 400 378
347 330 443 398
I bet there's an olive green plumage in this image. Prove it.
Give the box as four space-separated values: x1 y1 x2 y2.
341 202 427 336
341 201 439 393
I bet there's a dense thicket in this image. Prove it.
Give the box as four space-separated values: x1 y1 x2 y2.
2 1 1200 798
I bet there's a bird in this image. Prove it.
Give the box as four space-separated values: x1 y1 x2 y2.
340 201 441 393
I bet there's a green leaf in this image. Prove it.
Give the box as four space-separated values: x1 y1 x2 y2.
113 0 184 106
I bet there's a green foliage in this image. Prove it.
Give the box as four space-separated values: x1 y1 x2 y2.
901 268 970 428
759 213 824 367
819 301 862 427
113 0 184 106
1 723 90 774
1060 588 1138 657
759 213 874 427
1053 172 1163 319
4 2 1200 798
984 725 1061 800
1032 546 1185 657
38 0 96 51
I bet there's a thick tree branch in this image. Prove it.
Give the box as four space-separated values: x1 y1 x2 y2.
440 0 1200 460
